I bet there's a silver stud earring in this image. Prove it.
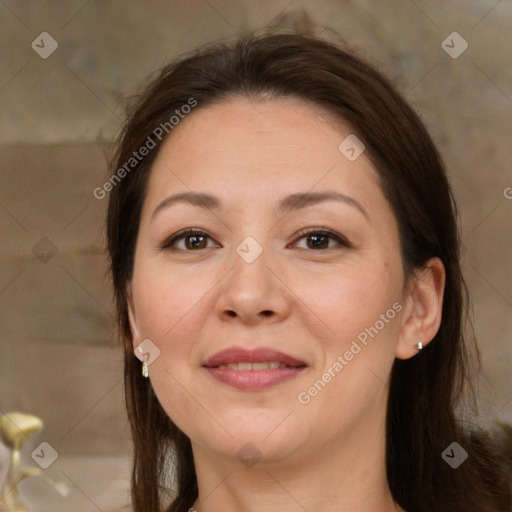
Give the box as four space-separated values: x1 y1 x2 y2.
415 341 423 350
142 362 149 378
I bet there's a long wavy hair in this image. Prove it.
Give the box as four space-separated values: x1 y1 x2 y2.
106 32 511 511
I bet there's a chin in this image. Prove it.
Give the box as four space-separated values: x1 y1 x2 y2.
205 432 299 466
187 412 304 463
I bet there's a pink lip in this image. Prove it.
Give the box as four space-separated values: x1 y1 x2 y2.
202 347 307 367
202 347 308 391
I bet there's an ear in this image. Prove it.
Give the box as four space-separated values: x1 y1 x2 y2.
126 282 142 348
395 257 446 360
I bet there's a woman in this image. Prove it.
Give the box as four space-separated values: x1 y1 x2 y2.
106 32 511 511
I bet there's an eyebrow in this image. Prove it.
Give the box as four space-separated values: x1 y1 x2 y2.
151 191 369 222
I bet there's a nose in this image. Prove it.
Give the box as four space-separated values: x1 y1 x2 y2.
214 241 292 325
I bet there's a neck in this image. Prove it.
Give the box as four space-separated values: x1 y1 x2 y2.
189 408 403 512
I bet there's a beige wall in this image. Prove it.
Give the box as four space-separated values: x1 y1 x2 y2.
0 0 511 508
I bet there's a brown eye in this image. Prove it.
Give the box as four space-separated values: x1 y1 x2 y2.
159 229 220 251
305 233 330 249
184 234 208 250
291 228 351 250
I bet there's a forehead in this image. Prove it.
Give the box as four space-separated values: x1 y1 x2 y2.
159 95 353 159
145 96 383 206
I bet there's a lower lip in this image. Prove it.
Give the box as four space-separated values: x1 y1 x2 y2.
203 367 306 390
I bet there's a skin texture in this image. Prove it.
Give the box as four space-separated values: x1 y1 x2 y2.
127 96 445 512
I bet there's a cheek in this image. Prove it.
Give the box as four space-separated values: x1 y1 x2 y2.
293 262 401 419
131 263 206 423
293 259 399 344
132 259 207 341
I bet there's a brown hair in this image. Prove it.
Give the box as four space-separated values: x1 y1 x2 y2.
106 32 511 511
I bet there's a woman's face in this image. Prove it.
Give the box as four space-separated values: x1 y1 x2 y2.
128 96 412 466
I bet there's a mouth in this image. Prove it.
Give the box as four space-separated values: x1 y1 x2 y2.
214 361 302 370
202 346 307 369
202 346 308 390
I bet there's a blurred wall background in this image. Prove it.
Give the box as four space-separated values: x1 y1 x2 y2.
0 1 511 510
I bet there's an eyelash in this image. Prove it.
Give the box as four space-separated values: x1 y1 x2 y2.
158 226 351 252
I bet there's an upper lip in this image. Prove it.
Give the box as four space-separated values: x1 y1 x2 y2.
202 347 307 368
